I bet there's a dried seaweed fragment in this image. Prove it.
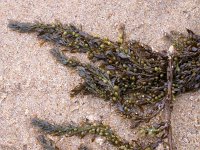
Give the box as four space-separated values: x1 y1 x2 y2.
78 144 90 150
37 135 60 150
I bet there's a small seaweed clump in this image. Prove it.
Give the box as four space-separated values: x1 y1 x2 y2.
8 21 200 150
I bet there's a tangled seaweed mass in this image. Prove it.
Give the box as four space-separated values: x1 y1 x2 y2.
8 21 200 150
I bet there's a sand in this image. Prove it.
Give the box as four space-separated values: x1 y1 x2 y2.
0 0 199 149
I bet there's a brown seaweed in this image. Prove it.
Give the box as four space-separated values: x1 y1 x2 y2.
8 21 200 150
37 135 59 150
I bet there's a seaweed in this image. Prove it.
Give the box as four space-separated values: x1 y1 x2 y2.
32 118 167 150
78 144 90 150
36 135 60 150
8 21 200 150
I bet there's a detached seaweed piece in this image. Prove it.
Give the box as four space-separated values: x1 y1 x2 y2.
8 21 200 150
78 144 90 150
37 135 59 150
32 118 167 150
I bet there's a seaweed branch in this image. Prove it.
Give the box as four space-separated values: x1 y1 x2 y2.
32 118 168 150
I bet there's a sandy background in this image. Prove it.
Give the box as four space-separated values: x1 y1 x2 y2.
0 0 200 150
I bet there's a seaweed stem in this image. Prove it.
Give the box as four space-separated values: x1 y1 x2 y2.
166 45 174 150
